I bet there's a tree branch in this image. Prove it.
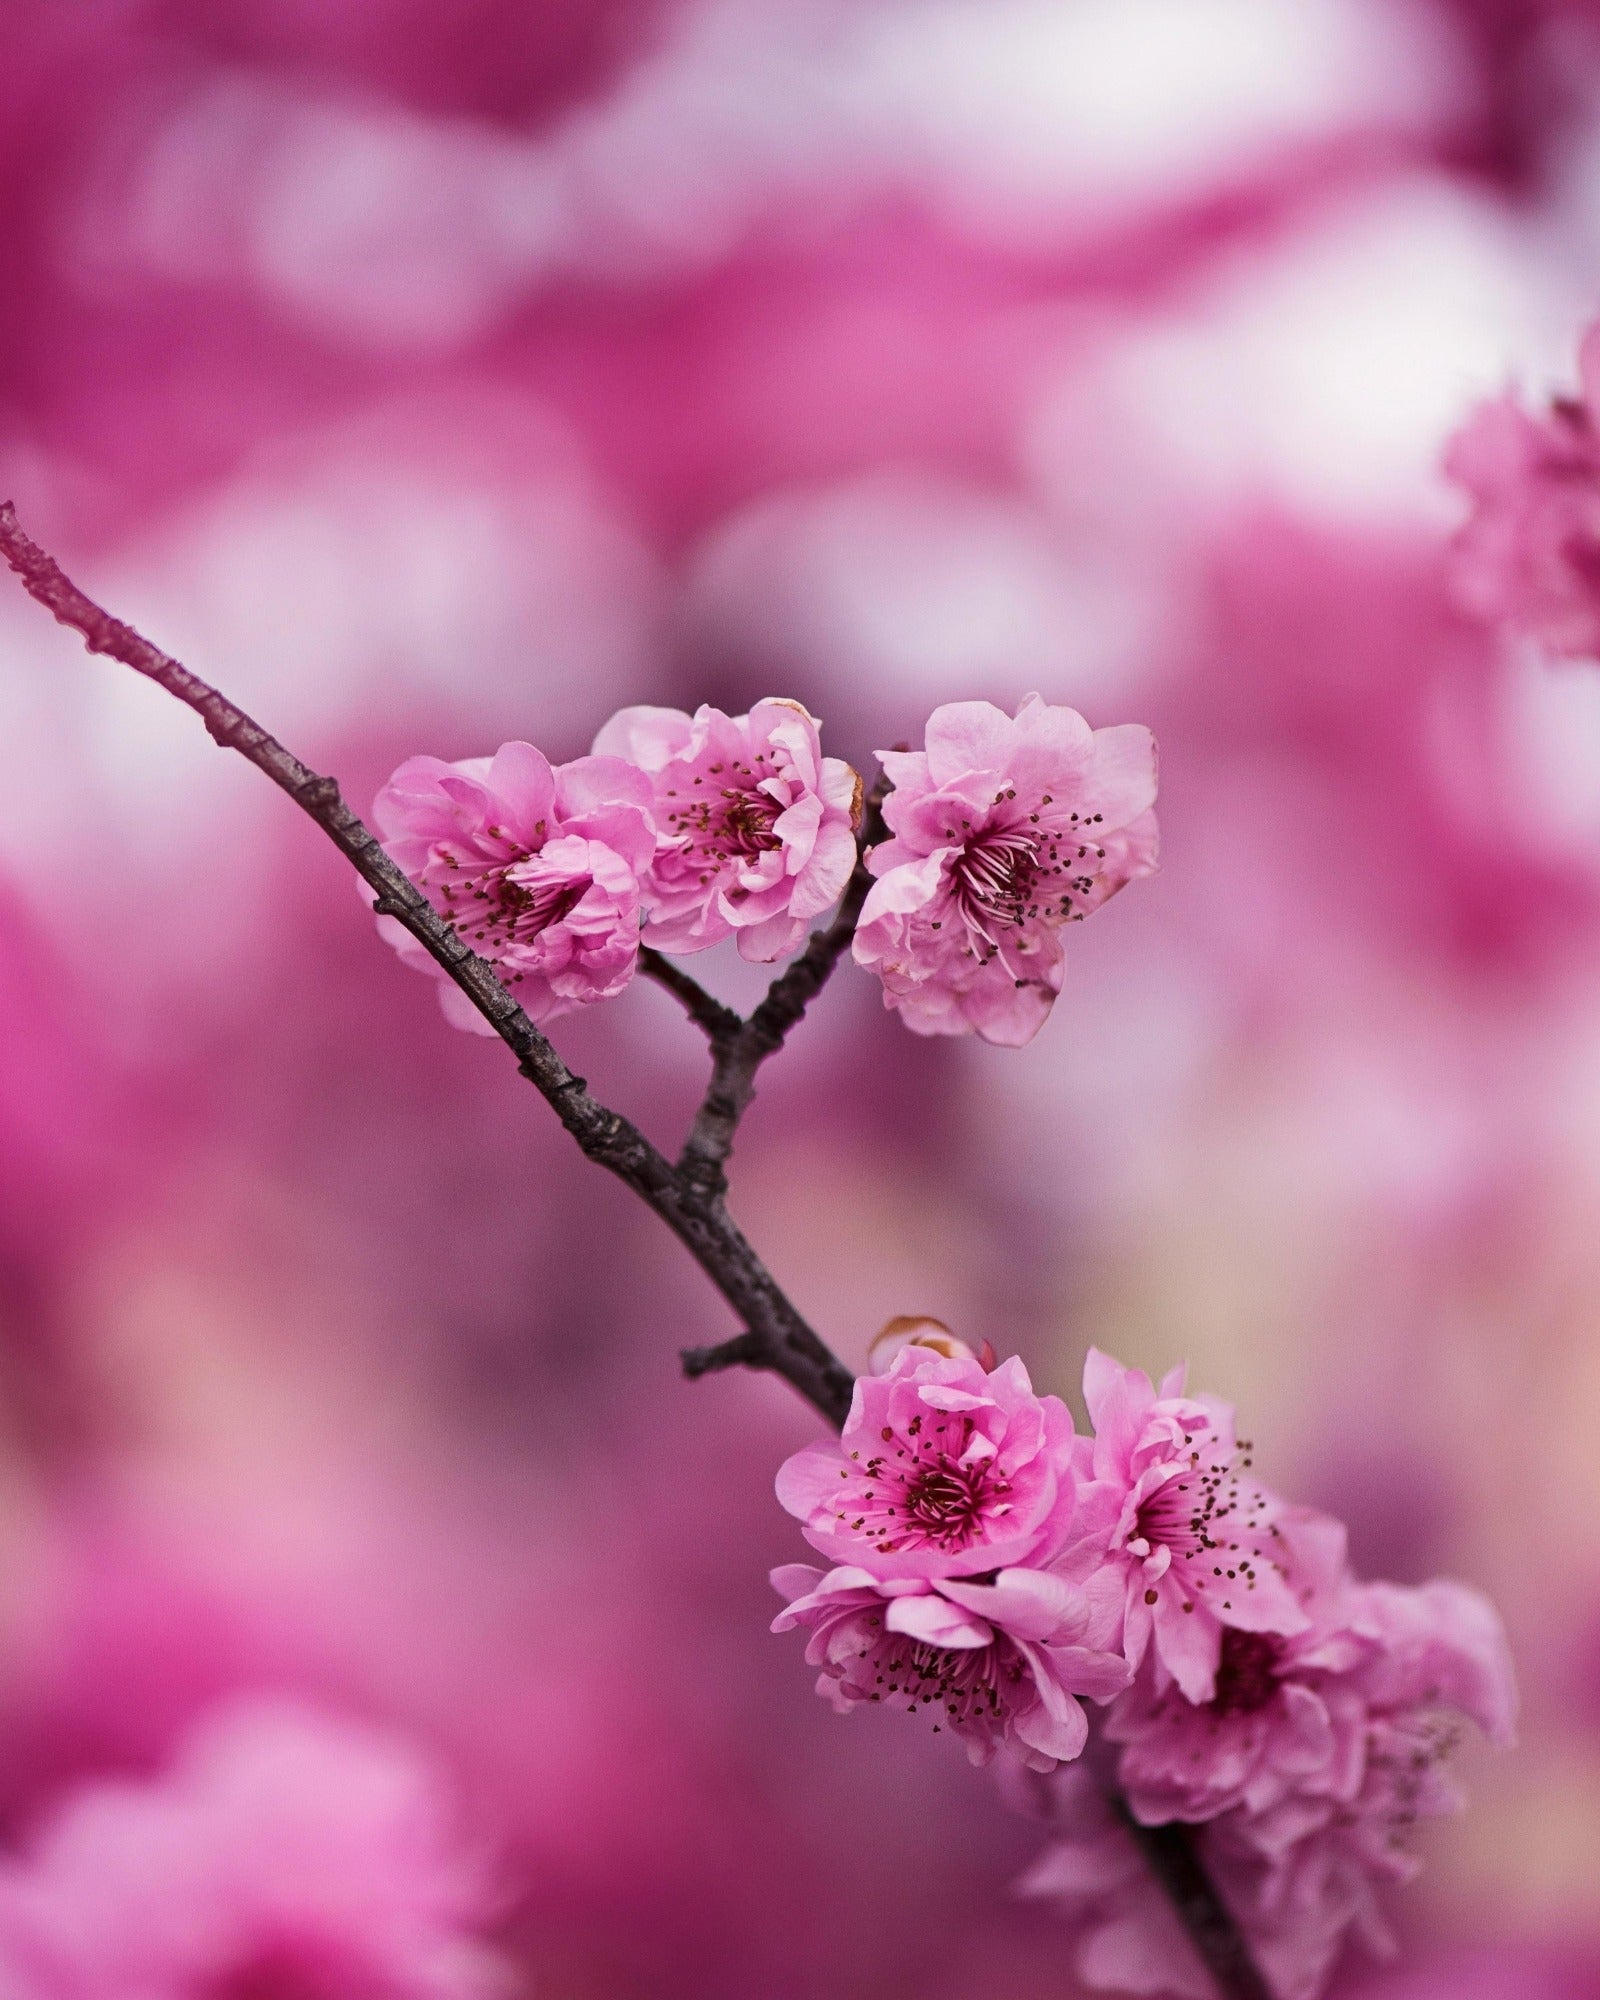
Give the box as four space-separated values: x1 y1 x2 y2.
680 1330 769 1379
638 947 743 1041
0 502 854 1428
0 504 1267 1999
675 775 890 1196
1120 1820 1274 2000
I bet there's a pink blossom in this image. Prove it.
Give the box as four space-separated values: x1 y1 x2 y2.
1444 323 1600 659
1105 1511 1370 1826
771 1562 1129 1771
373 740 655 1032
851 695 1158 1045
0 1697 506 2000
1017 1570 1516 2000
1013 1765 1216 1999
1014 1764 1415 2000
591 699 860 960
1071 1349 1310 1704
774 1341 1083 1581
1341 1578 1518 1752
1018 1772 1370 2000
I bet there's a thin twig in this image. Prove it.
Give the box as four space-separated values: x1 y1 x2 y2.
676 775 890 1196
0 504 1269 2000
638 947 743 1041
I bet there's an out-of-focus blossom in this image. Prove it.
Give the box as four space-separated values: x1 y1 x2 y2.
1069 1350 1309 1704
852 695 1158 1045
1344 1577 1517 1752
771 1561 1129 1772
592 699 859 961
774 1340 1081 1580
372 740 655 1031
0 1697 506 2000
1013 1766 1216 1999
1339 1943 1600 1998
1018 1535 1516 2000
1105 1518 1515 1835
1018 1763 1372 2000
1445 323 1600 661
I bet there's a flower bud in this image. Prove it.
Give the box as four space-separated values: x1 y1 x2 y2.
867 1315 974 1375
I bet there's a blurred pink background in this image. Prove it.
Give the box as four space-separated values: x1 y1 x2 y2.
2 1 1600 1993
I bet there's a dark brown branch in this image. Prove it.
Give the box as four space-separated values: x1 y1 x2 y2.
0 502 854 1429
1120 1821 1274 2000
0 505 1266 1998
638 947 742 1040
680 1330 769 1379
676 775 890 1196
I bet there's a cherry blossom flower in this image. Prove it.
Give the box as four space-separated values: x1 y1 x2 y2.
373 740 655 1032
774 1339 1083 1581
1068 1350 1310 1704
771 1562 1129 1771
0 1697 507 2000
1013 1755 1438 2000
851 695 1158 1045
1012 1765 1217 1999
1016 1555 1516 2000
1016 1766 1371 2000
1105 1510 1370 1826
591 699 860 960
1444 323 1600 659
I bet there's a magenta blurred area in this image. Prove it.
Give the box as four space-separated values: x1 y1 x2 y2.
2 2 1600 1994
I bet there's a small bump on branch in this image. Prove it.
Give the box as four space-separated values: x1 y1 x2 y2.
681 1331 768 1378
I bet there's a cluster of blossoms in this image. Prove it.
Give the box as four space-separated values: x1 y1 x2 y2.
771 1329 1515 2000
373 693 1159 1047
1445 316 1600 661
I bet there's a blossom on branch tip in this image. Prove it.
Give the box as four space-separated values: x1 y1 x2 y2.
1444 322 1600 659
851 694 1158 1046
772 1562 1130 1771
592 699 860 961
775 1340 1082 1580
373 740 655 1032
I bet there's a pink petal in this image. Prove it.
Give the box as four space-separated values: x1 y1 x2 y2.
883 1593 992 1649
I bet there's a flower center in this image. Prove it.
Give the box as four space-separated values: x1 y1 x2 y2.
842 1412 1013 1555
662 774 783 868
952 826 1038 948
441 863 586 953
864 1626 1026 1731
716 788 782 859
1134 1468 1215 1559
1211 1630 1285 1717
945 803 1108 960
902 1459 994 1543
